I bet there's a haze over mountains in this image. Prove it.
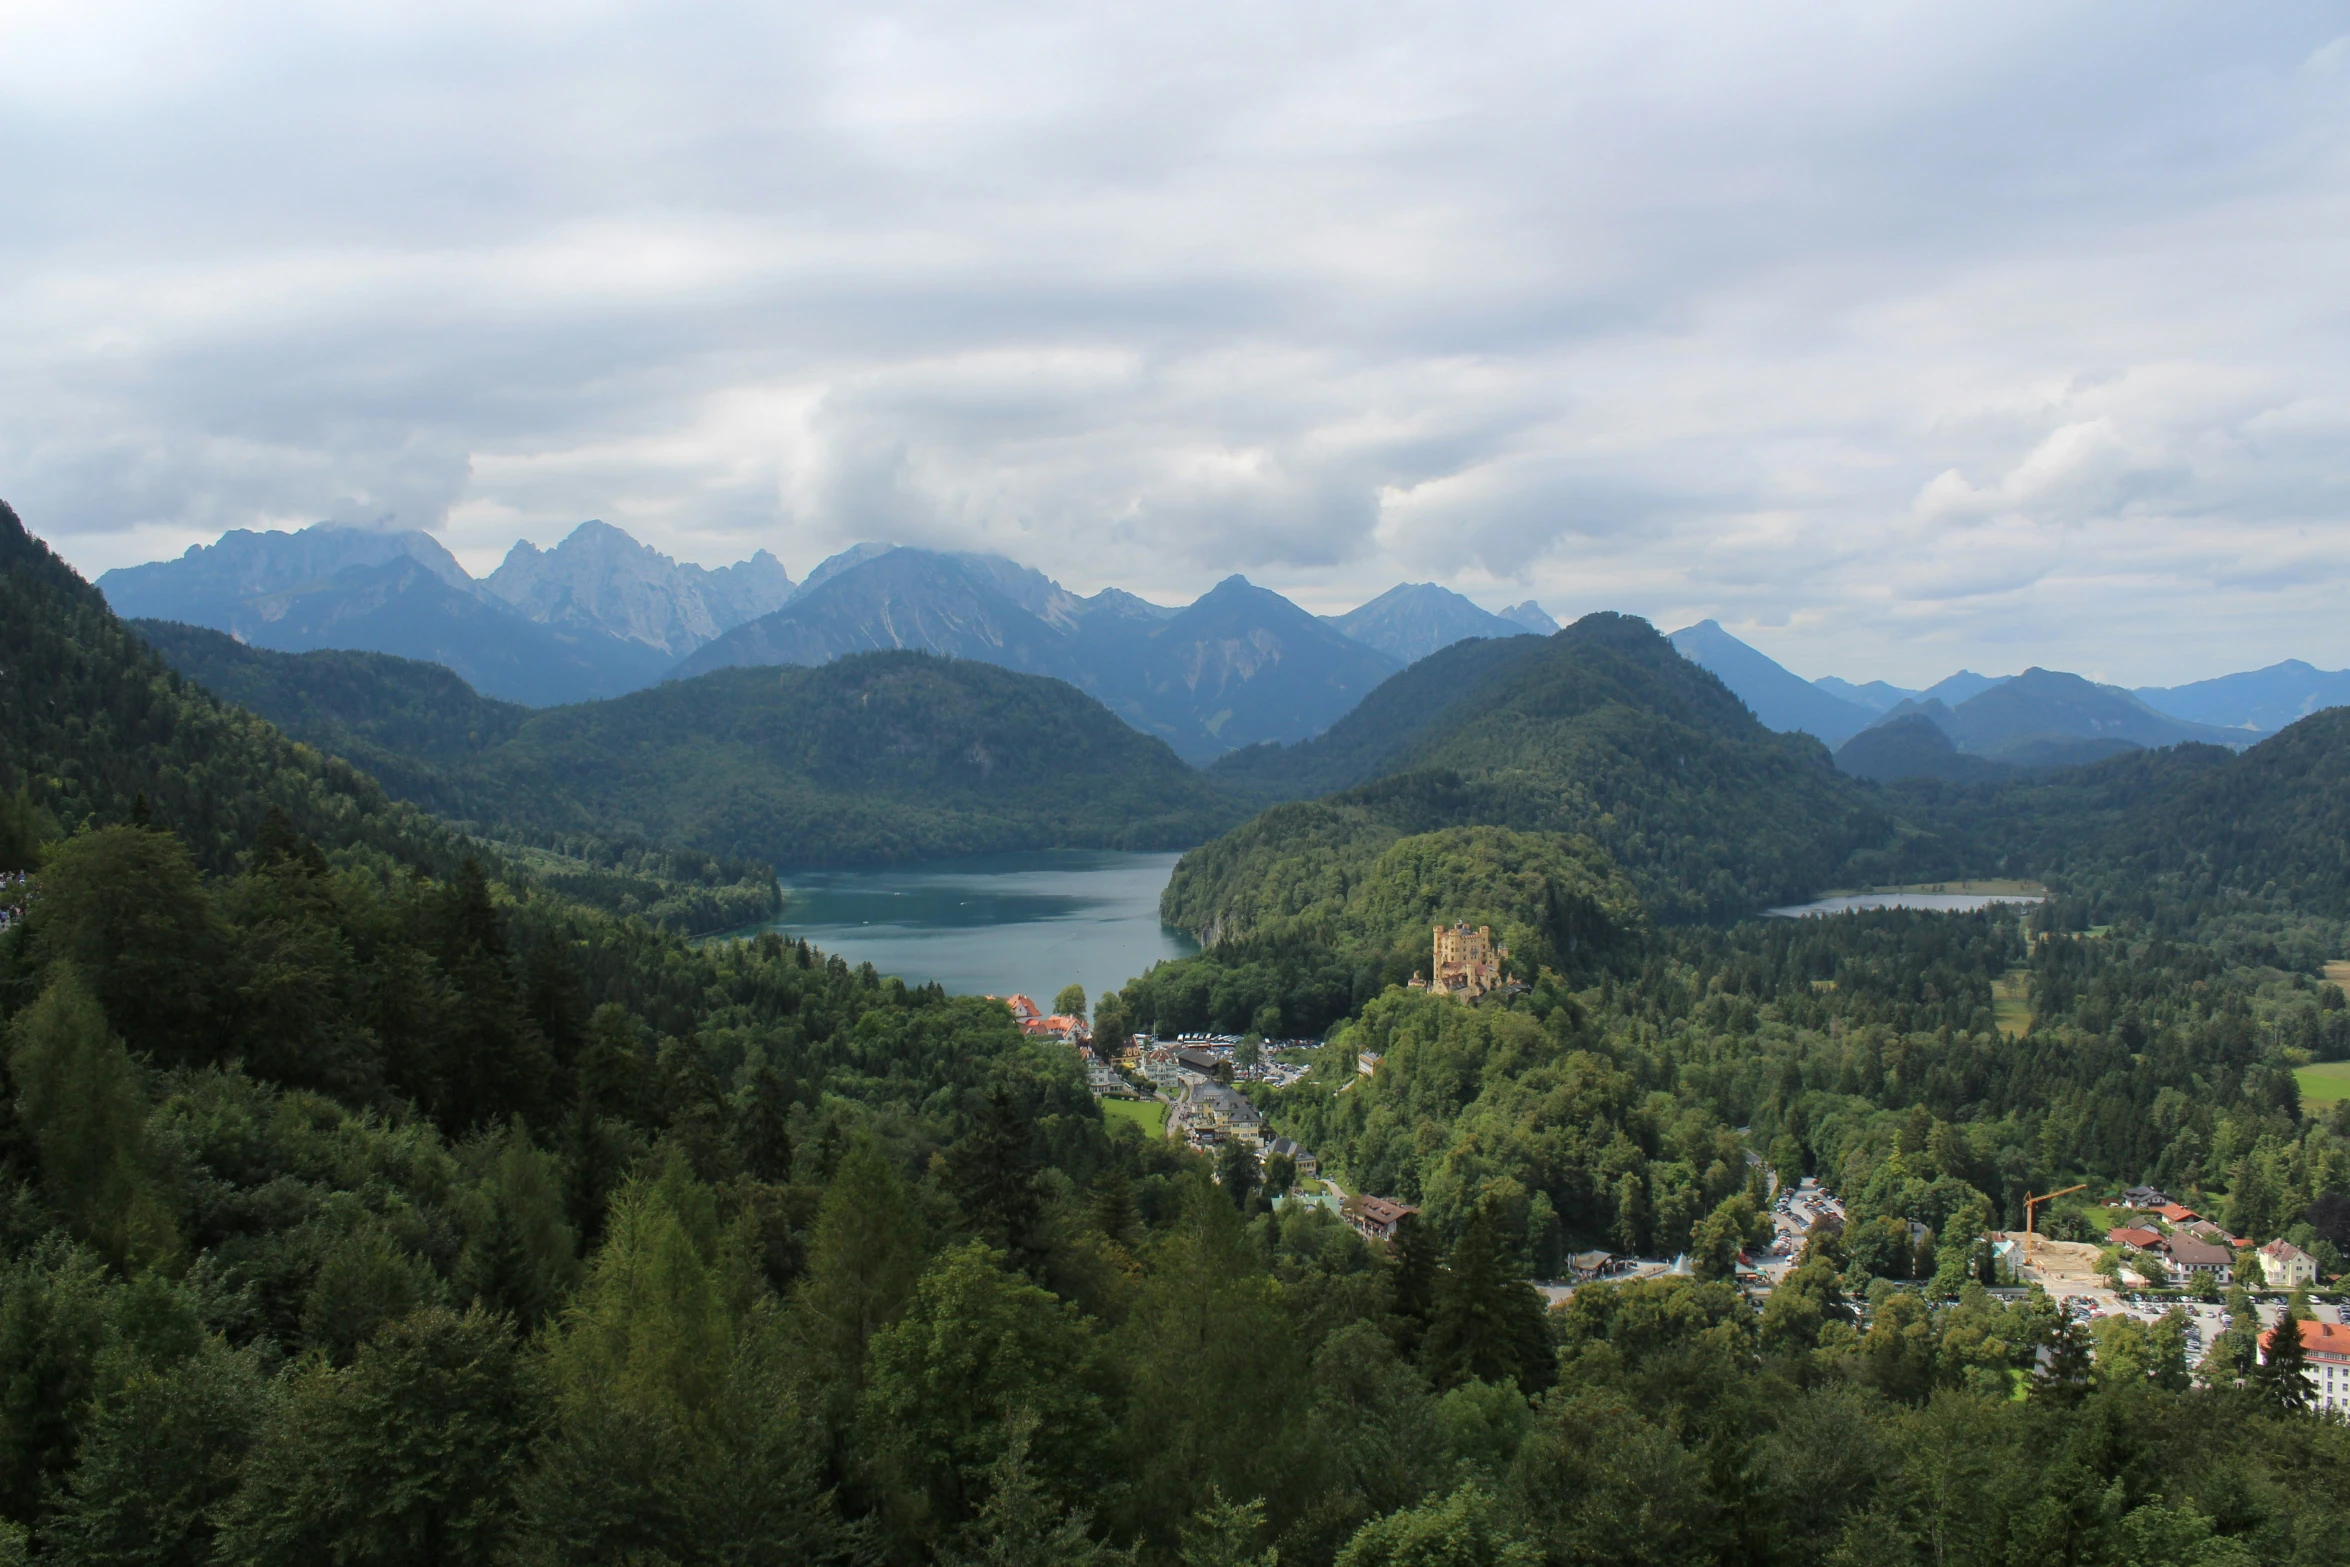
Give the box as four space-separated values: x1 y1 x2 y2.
1672 618 2350 783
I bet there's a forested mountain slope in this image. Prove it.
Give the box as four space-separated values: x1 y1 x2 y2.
131 620 532 809
457 652 1248 866
1905 709 2350 919
1169 613 1896 936
0 502 467 878
1206 633 1554 808
138 617 1245 869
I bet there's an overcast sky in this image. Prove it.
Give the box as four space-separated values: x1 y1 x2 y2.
5 2 2347 686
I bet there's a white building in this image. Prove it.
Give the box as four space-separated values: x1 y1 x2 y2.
2258 1238 2319 1288
2264 1319 2350 1415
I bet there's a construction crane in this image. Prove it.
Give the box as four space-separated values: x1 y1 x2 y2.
2022 1184 2087 1266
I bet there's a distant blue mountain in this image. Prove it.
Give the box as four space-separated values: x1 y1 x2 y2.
1921 670 2007 706
1499 600 1560 634
1322 582 1536 664
675 549 1402 764
1667 620 1875 744
100 523 670 706
1838 669 2247 780
2136 659 2350 735
1813 675 1916 712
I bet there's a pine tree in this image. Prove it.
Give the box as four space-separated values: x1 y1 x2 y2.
6 964 178 1269
736 1065 796 1184
799 1137 925 1399
1422 1206 1556 1394
2253 1314 2312 1412
2034 1313 2094 1406
955 1089 1042 1257
1216 1141 1260 1211
1388 1214 1440 1357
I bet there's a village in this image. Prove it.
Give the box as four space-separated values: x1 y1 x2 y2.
994 917 2350 1410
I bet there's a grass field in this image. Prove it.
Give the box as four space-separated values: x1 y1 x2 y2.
2327 960 2350 989
2296 1062 2350 1106
1993 969 2032 1037
1101 1098 1168 1137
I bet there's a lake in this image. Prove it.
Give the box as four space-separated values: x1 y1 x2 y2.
761 849 1200 1004
1766 892 2046 917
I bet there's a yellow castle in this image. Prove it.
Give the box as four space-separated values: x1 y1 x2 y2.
1409 921 1508 1000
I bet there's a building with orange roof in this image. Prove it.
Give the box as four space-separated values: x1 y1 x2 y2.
2261 1318 2350 1415
2154 1203 2198 1224
2108 1227 2161 1251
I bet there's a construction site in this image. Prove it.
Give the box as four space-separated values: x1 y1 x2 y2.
1995 1231 2113 1302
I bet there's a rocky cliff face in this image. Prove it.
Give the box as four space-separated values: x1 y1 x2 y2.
483 519 792 657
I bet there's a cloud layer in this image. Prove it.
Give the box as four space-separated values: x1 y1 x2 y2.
4 1 2347 686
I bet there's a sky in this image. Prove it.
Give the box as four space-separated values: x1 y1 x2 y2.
3 2 2347 688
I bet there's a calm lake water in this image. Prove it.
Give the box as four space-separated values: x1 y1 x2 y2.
1766 892 2046 917
763 849 1200 1003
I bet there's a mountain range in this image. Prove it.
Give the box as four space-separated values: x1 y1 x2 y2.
100 524 677 706
101 521 1556 761
1674 619 2345 780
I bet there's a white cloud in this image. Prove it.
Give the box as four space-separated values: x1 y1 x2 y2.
0 1 2347 685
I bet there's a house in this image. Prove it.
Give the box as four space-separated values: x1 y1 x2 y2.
1177 1047 1223 1077
2179 1219 2230 1243
2261 1319 2350 1415
1022 1013 1090 1045
1356 1050 1384 1078
1085 1060 1126 1095
2154 1203 2199 1225
2157 1236 2234 1281
1343 1195 1418 1244
1567 1250 1616 1282
1181 1081 1265 1149
992 994 1044 1024
1262 1136 1318 1178
2122 1185 2173 1209
2108 1227 2162 1252
2259 1239 2319 1287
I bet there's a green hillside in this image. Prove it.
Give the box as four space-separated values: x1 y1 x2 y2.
1169 613 1894 936
129 620 530 813
0 503 466 878
1904 708 2350 919
1205 632 1552 808
139 625 1248 869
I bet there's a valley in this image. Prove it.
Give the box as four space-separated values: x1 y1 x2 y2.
10 497 2350 1565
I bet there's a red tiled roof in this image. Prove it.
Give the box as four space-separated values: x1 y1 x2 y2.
2264 1319 2350 1359
2108 1227 2161 1249
2155 1203 2198 1222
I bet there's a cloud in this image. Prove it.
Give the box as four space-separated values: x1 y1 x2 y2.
0 1 2347 684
